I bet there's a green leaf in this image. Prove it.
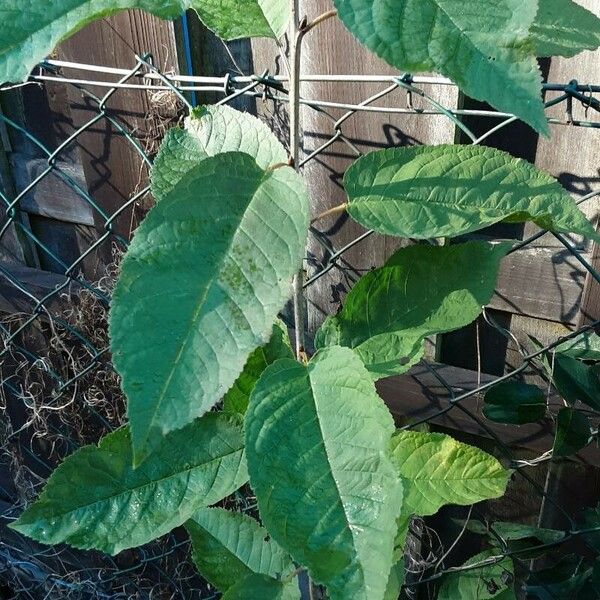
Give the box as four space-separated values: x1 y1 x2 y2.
553 407 591 457
223 319 294 417
437 550 515 600
222 572 300 600
0 0 289 84
555 330 600 361
315 241 511 379
345 145 600 242
483 382 547 424
552 355 600 410
383 516 410 600
10 413 247 554
151 105 287 202
245 346 402 600
464 520 566 545
110 152 309 463
195 0 289 40
389 431 510 517
530 0 600 58
333 0 547 134
383 560 405 600
185 507 297 594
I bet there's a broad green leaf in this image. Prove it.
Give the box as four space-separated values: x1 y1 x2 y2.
464 520 566 545
10 413 247 555
245 346 402 600
530 0 600 58
223 319 294 417
383 561 405 600
315 241 511 379
0 1 289 84
195 0 289 40
555 330 600 361
110 152 309 462
553 407 591 457
483 382 547 424
438 550 515 600
186 507 297 594
151 105 287 201
389 431 510 517
552 355 600 410
333 0 547 134
345 145 600 242
383 516 410 600
222 572 300 600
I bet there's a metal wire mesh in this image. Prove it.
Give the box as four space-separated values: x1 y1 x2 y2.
0 52 599 598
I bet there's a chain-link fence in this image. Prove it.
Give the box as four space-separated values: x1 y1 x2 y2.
0 52 599 598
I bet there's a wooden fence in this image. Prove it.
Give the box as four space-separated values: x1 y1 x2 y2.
0 1 599 589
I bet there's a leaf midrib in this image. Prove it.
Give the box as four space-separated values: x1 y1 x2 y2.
306 365 369 594
145 168 272 446
27 443 244 525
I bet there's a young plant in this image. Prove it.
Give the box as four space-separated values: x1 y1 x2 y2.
3 1 600 598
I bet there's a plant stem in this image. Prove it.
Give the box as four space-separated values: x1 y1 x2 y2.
290 6 339 360
290 0 306 360
303 9 338 34
310 202 347 225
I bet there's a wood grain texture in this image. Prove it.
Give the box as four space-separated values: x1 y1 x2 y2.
0 264 78 314
254 0 459 340
56 10 179 242
11 155 94 226
377 363 600 467
491 246 587 324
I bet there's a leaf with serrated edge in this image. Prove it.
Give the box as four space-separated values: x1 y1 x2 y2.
555 330 600 361
553 408 591 457
151 105 287 202
552 355 600 410
186 507 297 594
390 431 509 517
530 0 600 58
437 550 515 600
245 346 402 600
222 572 300 600
196 0 289 40
0 0 289 84
223 319 294 417
10 413 247 555
345 145 600 242
334 0 547 134
464 520 566 545
110 152 309 463
316 242 512 379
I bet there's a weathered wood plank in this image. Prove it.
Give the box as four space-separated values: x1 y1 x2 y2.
10 154 95 226
529 0 600 251
56 10 179 241
377 362 600 467
0 264 78 314
579 239 600 325
490 246 586 324
252 1 459 340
